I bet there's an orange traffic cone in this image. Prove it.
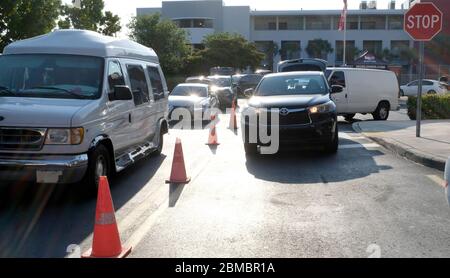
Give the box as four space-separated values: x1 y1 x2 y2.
166 138 191 184
229 99 238 130
206 114 220 146
82 176 131 258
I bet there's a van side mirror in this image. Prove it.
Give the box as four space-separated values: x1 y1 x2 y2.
331 85 344 94
109 85 133 101
244 88 254 97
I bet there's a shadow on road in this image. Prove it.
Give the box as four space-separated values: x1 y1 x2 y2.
0 153 166 258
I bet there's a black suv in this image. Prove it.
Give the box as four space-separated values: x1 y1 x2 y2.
241 71 343 155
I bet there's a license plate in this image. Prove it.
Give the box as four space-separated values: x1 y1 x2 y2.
36 170 62 183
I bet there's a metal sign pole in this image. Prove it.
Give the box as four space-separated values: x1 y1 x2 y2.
416 41 424 138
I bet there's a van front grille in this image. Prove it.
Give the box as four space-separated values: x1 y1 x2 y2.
0 128 46 151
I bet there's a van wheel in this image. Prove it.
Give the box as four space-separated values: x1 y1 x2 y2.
244 143 258 155
344 114 355 122
324 124 338 154
83 144 111 195
154 130 164 156
372 102 390 121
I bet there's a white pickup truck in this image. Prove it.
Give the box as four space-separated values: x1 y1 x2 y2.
0 30 169 192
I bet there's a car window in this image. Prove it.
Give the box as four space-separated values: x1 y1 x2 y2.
329 71 346 87
171 86 208 97
409 81 418 86
423 81 433 86
126 64 150 106
256 74 328 96
147 66 165 101
107 60 125 94
208 77 232 87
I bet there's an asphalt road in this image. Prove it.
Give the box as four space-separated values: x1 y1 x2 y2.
0 100 449 258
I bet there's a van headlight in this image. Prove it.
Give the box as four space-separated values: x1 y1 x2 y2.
308 101 335 114
45 128 84 145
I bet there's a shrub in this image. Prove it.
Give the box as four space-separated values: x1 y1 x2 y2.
407 94 450 120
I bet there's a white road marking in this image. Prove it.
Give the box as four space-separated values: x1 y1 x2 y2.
339 132 365 140
426 175 446 188
339 143 380 149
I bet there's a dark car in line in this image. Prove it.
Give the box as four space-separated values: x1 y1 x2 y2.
233 74 264 98
241 71 343 155
186 75 236 109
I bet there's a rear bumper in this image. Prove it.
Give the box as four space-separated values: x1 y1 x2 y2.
0 154 88 184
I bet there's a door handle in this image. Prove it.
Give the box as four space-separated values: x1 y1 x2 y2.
128 113 132 123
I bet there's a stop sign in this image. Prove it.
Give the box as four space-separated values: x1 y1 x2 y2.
404 3 443 41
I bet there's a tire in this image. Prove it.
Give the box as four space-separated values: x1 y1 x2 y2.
372 102 390 121
400 90 404 97
244 142 257 155
344 113 356 122
324 123 338 154
427 90 437 95
154 129 164 156
82 144 111 195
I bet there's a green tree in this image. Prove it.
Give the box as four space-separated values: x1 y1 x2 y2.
196 33 265 73
58 0 121 36
0 0 61 51
128 13 191 75
306 39 333 60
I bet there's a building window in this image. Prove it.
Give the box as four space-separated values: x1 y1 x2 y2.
305 16 331 30
174 18 213 29
333 16 359 30
280 41 301 60
388 15 403 30
278 16 303 30
363 40 383 56
254 16 277 30
335 40 356 64
391 40 410 61
255 41 276 70
360 16 386 29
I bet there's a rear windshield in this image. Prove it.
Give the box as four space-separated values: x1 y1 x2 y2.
172 86 208 98
280 64 323 72
255 74 328 96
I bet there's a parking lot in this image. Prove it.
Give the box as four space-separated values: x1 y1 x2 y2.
0 100 449 258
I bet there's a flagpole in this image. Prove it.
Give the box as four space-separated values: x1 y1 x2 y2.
343 9 347 66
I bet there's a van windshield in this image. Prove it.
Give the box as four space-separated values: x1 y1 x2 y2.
0 54 103 99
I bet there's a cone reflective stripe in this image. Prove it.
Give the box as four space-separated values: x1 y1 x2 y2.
166 138 191 184
82 176 131 258
206 115 220 146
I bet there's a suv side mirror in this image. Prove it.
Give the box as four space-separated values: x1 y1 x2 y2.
331 85 344 94
244 88 254 97
109 85 133 101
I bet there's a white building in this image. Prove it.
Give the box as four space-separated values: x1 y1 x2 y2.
137 0 413 69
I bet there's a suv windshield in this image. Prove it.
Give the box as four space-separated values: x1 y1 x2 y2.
172 86 208 97
0 54 103 99
255 74 328 96
208 76 232 87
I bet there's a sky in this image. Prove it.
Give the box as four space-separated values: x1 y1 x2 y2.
62 0 406 37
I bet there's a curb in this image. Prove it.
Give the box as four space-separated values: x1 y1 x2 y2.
352 123 446 172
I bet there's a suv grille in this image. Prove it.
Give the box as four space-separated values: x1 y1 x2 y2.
0 128 46 151
264 108 311 126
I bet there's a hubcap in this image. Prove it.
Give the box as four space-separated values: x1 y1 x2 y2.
380 107 388 119
95 155 107 181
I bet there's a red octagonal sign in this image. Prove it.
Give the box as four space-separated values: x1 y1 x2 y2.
404 3 443 41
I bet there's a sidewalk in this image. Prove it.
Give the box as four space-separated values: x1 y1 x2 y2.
352 120 450 171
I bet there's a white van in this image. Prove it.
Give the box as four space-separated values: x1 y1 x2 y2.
326 68 400 121
0 30 169 191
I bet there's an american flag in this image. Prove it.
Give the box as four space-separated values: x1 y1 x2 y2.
338 0 348 31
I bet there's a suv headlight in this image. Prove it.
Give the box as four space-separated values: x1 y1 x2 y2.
308 101 335 114
45 128 84 145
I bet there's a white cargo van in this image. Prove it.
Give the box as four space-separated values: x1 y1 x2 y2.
0 30 169 191
326 68 399 121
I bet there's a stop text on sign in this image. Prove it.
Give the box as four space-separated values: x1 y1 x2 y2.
406 14 440 29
